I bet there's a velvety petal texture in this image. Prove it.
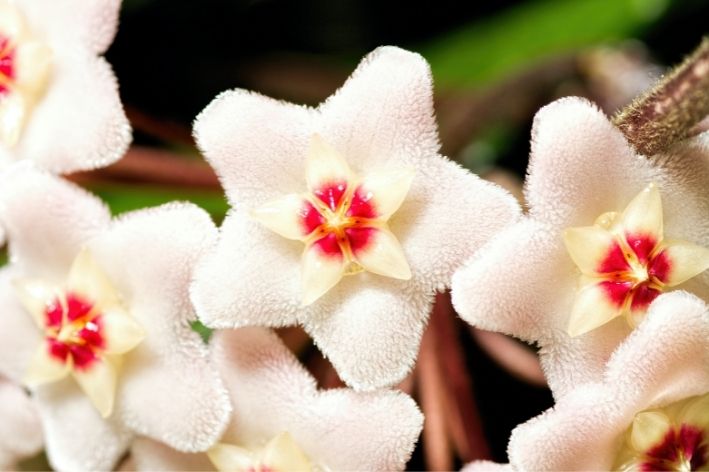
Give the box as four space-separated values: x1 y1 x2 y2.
129 328 423 471
508 291 709 470
0 377 43 470
192 46 520 390
0 0 130 173
452 98 709 398
0 166 230 470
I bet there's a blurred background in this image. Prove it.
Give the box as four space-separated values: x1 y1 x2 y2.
66 0 709 469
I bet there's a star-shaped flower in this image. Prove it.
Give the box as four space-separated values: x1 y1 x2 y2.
0 165 231 471
129 327 423 471
0 0 130 172
451 97 709 398
191 46 520 390
0 375 43 470
503 292 709 470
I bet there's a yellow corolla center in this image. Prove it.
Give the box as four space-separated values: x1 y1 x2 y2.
208 432 313 472
0 0 52 147
563 183 709 337
14 249 144 418
613 394 709 471
251 134 414 305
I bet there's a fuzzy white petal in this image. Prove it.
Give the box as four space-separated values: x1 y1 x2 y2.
508 291 709 470
192 211 302 329
131 438 216 472
396 157 520 293
0 378 43 470
302 276 429 390
525 97 656 228
215 328 423 471
3 52 131 173
37 380 132 472
0 269 43 383
87 203 231 452
194 90 315 207
452 219 569 342
0 164 111 282
19 0 121 54
461 461 513 472
319 46 440 171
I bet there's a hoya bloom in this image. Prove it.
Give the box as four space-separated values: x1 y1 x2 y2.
0 0 130 172
0 376 43 470
0 165 230 471
129 327 423 471
191 46 519 390
452 97 709 397
505 292 709 470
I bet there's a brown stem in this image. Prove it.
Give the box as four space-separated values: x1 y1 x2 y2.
125 106 194 146
471 328 547 387
70 146 221 189
417 323 453 471
613 38 709 156
433 292 491 462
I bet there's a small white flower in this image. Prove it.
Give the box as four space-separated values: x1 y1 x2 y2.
130 327 424 471
0 375 43 470
0 0 130 172
452 97 709 398
0 165 231 471
505 292 709 470
191 46 519 390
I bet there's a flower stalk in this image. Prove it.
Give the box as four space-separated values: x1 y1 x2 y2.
613 37 709 156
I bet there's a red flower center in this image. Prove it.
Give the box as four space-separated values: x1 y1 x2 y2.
597 233 671 312
0 34 15 97
300 181 379 260
44 292 105 370
642 424 708 471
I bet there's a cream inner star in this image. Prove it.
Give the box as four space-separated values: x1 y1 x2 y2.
14 249 144 417
251 134 414 305
563 183 709 337
208 432 313 472
0 1 52 147
613 394 709 471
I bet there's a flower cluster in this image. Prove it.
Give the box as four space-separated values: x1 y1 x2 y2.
452 95 709 469
0 1 707 471
0 0 527 469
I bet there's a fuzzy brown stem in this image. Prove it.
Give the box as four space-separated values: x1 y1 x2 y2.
613 38 709 156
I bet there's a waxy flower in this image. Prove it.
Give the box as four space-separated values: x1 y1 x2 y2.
0 165 230 471
191 46 519 390
452 97 709 397
0 375 43 470
564 183 709 336
504 292 709 470
0 0 130 172
130 327 424 471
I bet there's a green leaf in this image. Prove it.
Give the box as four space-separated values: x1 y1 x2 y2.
422 0 669 88
88 184 230 222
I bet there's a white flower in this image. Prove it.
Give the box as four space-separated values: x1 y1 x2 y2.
191 46 520 390
505 292 709 470
130 327 423 471
0 165 231 471
451 97 709 398
0 0 130 172
0 375 43 470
